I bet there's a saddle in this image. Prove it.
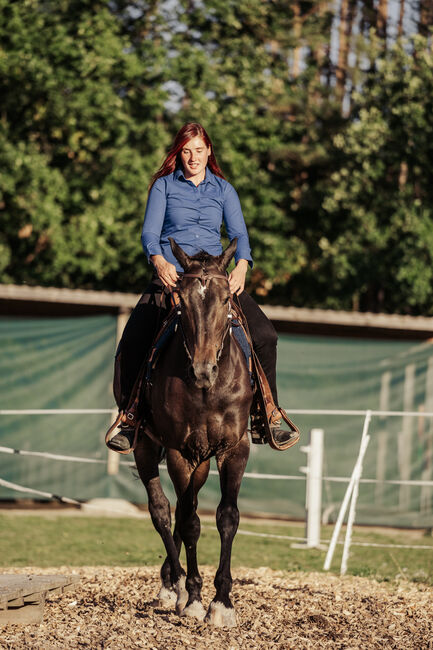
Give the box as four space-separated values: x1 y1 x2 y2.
105 294 300 453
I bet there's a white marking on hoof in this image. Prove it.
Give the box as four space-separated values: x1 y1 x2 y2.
205 601 237 628
156 586 177 608
181 600 206 621
175 575 188 615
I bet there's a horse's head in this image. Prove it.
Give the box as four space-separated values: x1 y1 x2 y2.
169 237 237 390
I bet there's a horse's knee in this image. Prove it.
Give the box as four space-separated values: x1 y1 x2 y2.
216 503 239 539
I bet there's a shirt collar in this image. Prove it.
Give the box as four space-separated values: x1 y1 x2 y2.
174 166 216 186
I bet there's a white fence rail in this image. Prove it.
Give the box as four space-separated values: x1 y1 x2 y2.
1 407 433 575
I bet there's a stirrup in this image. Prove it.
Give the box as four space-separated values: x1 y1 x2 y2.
105 411 140 454
267 408 300 451
250 407 300 451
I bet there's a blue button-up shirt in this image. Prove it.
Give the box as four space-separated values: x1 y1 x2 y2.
141 167 253 272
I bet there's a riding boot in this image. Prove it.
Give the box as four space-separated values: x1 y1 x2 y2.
107 422 136 452
250 409 299 450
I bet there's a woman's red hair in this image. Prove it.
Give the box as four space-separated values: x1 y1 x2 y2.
149 123 225 189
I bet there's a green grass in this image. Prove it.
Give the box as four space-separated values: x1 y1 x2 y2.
1 513 432 586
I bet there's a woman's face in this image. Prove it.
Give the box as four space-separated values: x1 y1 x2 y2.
180 136 211 182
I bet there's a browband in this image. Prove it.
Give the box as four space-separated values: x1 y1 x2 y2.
179 272 229 286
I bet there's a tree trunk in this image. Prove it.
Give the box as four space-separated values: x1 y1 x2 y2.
336 0 349 98
291 1 302 78
398 0 405 37
419 0 433 37
377 0 388 41
336 0 356 108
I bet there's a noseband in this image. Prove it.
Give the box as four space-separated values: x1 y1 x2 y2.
173 271 233 366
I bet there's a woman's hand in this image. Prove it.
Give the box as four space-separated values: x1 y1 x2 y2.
151 254 179 288
228 259 248 295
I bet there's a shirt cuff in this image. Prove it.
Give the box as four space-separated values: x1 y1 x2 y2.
141 233 163 261
233 235 253 268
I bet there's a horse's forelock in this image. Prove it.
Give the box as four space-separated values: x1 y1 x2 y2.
189 250 213 264
187 250 222 275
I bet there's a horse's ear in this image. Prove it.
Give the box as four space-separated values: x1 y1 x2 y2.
169 237 192 270
218 238 238 271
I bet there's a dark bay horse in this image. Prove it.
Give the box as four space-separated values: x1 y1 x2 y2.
134 237 253 628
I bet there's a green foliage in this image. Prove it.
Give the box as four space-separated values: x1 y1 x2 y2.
320 36 433 313
1 2 433 314
0 0 169 290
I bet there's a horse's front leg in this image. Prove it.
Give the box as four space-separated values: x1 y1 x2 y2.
167 451 210 621
206 432 250 628
133 435 184 607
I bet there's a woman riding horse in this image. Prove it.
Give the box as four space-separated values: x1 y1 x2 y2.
108 122 297 453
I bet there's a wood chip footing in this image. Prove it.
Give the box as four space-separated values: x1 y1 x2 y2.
0 566 432 649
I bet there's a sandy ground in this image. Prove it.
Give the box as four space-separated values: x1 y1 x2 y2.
1 565 432 649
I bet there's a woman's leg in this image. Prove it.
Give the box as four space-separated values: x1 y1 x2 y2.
117 299 166 409
236 292 298 449
108 284 168 452
236 291 278 404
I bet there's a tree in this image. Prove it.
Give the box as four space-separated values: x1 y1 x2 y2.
0 0 169 291
319 36 433 313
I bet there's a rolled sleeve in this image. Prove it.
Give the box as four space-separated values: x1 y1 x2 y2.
141 178 167 260
223 183 253 267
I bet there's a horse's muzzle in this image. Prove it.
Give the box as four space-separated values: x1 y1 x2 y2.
190 362 219 390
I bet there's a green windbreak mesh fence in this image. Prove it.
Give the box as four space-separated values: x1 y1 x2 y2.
0 316 117 501
1 314 432 528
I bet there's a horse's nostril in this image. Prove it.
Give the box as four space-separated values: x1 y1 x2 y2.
212 365 218 376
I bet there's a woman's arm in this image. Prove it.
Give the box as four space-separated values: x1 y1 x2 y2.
141 178 178 287
222 183 253 295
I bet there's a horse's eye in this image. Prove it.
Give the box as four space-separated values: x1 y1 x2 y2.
223 296 230 305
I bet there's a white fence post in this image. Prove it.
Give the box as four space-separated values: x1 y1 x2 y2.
324 410 372 572
294 428 324 548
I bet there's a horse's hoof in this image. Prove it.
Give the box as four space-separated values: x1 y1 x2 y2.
156 586 177 609
205 601 237 628
181 600 206 621
175 575 188 615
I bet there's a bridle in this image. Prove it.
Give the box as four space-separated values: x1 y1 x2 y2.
171 271 233 365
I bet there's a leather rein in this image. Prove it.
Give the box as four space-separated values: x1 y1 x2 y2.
170 271 233 365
